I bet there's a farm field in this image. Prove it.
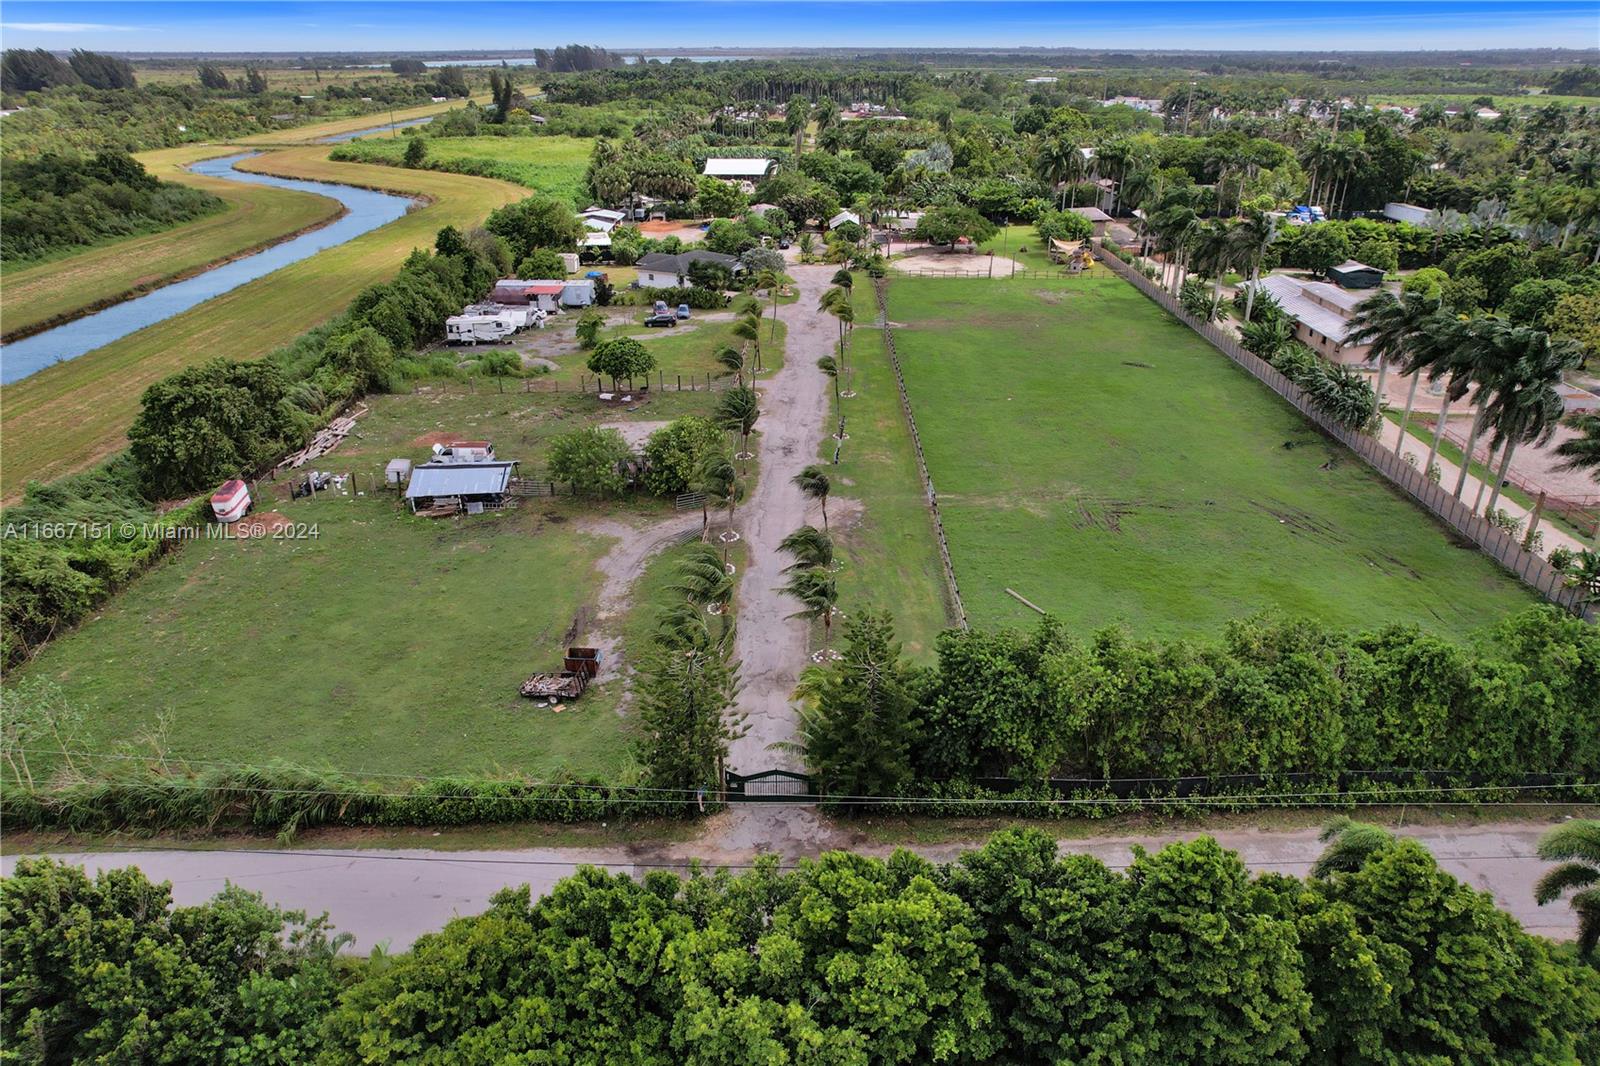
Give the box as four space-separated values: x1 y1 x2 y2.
330 134 593 203
0 145 343 339
813 283 951 659
13 387 729 780
886 272 1537 637
0 146 528 501
236 97 488 145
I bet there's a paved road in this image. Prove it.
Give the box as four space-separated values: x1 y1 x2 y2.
4 813 1577 951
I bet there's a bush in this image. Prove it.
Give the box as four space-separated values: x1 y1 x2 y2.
641 416 726 496
1035 209 1093 245
546 427 632 497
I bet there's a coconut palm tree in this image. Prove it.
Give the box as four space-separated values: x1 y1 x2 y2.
793 465 832 530
816 354 840 404
780 568 838 654
779 525 834 571
1311 817 1394 877
1534 820 1600 957
1231 211 1278 324
1034 137 1077 209
716 345 746 387
731 315 762 373
716 386 760 468
669 543 735 611
756 268 788 341
696 453 737 545
1555 413 1600 484
1478 331 1583 514
831 268 854 290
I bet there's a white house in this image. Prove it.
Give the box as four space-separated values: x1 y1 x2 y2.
828 211 861 230
580 207 626 233
702 158 775 186
635 251 744 288
1244 275 1374 365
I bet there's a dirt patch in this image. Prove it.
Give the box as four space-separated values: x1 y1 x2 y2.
599 420 672 450
409 430 461 448
889 247 1026 276
637 220 709 242
230 511 291 539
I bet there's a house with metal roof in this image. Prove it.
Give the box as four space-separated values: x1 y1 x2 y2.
828 210 861 230
636 250 744 288
405 459 519 514
702 158 775 184
1069 206 1113 238
1244 274 1374 365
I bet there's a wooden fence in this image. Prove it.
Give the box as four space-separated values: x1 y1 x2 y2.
873 278 969 630
1095 240 1595 619
410 370 732 397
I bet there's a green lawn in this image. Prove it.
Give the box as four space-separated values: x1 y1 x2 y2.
20 492 629 780
332 134 593 202
814 283 952 660
885 273 1537 638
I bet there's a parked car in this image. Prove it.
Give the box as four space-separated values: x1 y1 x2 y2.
645 312 679 328
676 304 691 319
652 300 669 315
778 237 792 249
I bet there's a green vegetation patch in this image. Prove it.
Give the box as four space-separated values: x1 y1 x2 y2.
331 134 593 203
886 273 1536 637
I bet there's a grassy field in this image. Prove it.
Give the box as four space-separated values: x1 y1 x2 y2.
238 97 492 146
814 283 952 660
0 147 528 501
13 384 728 780
885 272 1537 638
331 134 593 203
0 146 343 339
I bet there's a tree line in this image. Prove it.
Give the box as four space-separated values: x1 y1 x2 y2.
0 150 224 264
4 824 1597 1062
791 606 1599 804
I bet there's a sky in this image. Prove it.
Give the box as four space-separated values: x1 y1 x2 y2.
1 1 1597 54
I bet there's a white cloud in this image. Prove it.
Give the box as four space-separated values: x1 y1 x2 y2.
0 22 138 32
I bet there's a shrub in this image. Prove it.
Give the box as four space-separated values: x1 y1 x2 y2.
641 416 726 496
546 427 631 496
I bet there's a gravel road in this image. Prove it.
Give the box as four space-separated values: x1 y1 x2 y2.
725 264 837 772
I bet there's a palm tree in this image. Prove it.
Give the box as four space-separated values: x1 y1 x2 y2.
1152 203 1200 295
779 525 834 571
1345 291 1442 448
731 315 762 373
1034 137 1077 209
780 568 838 654
716 386 760 468
816 355 840 404
696 453 737 545
1192 220 1237 308
1534 820 1599 957
793 465 832 530
1479 331 1583 514
756 268 788 341
1311 817 1394 877
1231 211 1277 324
716 345 746 387
669 544 735 611
1555 413 1600 484
1436 317 1514 500
831 268 854 291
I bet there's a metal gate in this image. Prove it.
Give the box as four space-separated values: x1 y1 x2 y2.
725 769 817 803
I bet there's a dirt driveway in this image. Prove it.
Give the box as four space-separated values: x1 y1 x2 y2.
725 264 837 772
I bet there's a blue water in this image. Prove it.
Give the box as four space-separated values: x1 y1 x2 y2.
1 153 414 385
319 116 434 143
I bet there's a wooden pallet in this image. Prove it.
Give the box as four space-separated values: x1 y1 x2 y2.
279 404 369 469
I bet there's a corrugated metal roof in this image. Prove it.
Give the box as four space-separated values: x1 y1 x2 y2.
1249 275 1355 344
702 157 772 177
404 461 516 499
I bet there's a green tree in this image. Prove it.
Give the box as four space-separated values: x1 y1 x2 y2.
1453 242 1534 310
1299 224 1352 278
1547 290 1600 362
1 859 345 1064
634 637 741 796
1345 290 1439 445
574 307 603 349
402 136 427 169
696 175 747 219
1555 413 1600 483
1401 266 1449 300
715 386 760 464
642 416 725 497
324 325 396 395
780 568 838 654
915 204 998 246
1534 820 1600 957
1035 209 1093 245
515 247 569 278
792 610 921 800
485 194 584 259
586 336 655 391
546 427 631 497
778 524 833 572
128 359 303 499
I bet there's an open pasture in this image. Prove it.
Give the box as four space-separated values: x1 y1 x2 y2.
885 273 1536 637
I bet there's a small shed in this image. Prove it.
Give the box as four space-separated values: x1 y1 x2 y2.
1327 260 1385 289
404 460 518 514
1068 206 1113 239
385 458 413 487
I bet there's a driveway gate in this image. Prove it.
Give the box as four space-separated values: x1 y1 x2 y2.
725 770 817 802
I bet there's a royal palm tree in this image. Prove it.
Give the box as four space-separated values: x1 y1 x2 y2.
779 525 834 571
1345 291 1441 447
1231 211 1277 324
716 386 760 469
1478 331 1583 514
1534 820 1600 957
793 465 832 530
1435 317 1514 500
1555 413 1600 484
780 568 839 655
1152 203 1200 295
1192 220 1237 308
